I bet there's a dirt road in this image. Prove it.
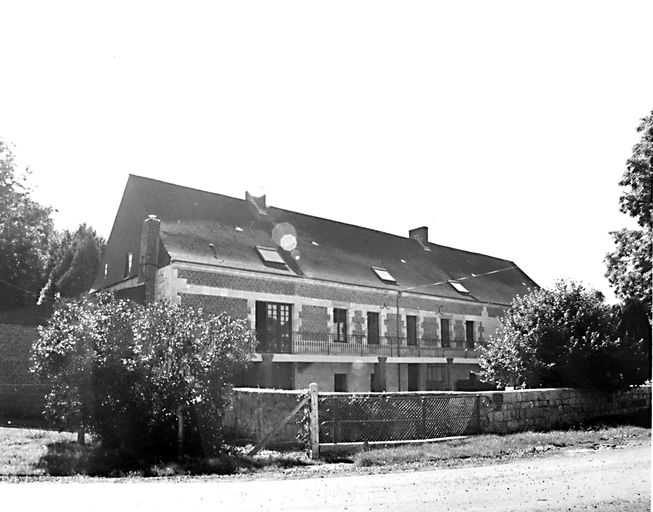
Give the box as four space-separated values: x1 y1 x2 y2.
4 444 650 511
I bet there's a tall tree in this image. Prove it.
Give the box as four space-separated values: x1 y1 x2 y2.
0 139 54 309
39 224 105 303
605 111 652 316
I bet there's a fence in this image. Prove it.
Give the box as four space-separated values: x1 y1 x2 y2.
318 392 481 444
226 384 651 459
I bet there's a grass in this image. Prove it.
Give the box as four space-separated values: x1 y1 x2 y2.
0 421 649 478
0 426 312 478
0 427 77 476
353 425 651 467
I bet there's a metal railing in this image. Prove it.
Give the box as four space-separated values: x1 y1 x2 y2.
256 332 478 359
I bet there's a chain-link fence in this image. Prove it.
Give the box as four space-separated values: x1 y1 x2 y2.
318 393 480 444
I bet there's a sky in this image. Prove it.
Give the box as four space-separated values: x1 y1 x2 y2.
1 1 651 302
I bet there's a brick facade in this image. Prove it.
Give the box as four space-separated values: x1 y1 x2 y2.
179 293 250 324
177 268 502 318
351 310 365 336
298 305 329 334
421 317 439 342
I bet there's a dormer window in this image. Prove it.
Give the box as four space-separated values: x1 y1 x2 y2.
372 267 396 284
450 281 470 294
256 246 287 267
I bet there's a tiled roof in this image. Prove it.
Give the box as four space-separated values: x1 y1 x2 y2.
116 174 538 305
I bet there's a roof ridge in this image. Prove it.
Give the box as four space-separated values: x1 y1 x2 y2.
129 173 512 263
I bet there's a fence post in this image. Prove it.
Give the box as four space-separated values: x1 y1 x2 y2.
309 382 320 460
421 396 426 438
475 395 481 434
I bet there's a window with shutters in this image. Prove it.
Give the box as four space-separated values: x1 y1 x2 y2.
255 301 292 352
367 312 379 344
334 308 348 342
406 315 417 346
440 318 450 348
466 320 475 349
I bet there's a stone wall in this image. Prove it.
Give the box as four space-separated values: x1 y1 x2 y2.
477 386 651 434
223 388 308 448
0 323 47 419
225 385 652 449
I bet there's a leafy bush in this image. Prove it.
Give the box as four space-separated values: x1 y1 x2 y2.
31 293 256 461
479 281 650 390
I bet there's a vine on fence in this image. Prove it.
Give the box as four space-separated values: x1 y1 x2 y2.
296 390 312 451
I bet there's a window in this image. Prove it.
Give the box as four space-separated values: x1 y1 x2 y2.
440 318 450 348
406 315 417 346
255 301 292 352
103 263 108 279
427 364 446 382
367 312 379 344
334 308 348 342
334 373 348 392
371 267 397 284
466 321 475 349
450 281 470 294
124 252 133 278
256 246 287 266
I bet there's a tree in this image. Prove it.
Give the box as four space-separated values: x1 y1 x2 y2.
39 224 105 303
0 139 53 309
479 281 649 390
31 293 256 460
605 111 652 316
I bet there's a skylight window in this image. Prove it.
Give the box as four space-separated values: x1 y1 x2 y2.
256 246 287 266
450 281 470 294
372 267 397 284
235 226 244 232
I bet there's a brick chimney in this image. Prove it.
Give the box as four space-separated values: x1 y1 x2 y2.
409 226 431 251
409 226 429 242
138 215 161 303
246 191 268 216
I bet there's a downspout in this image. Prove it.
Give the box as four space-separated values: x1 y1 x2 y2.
397 290 402 391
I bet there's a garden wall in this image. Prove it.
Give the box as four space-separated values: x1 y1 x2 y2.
225 385 651 448
477 385 651 434
0 323 47 420
224 387 307 448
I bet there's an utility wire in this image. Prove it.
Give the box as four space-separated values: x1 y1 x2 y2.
0 275 54 302
401 265 519 292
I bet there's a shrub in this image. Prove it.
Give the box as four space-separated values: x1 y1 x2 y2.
479 280 649 390
31 293 256 461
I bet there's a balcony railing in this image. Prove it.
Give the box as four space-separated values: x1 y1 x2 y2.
256 332 478 359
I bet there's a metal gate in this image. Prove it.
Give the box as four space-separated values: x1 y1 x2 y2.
318 393 480 444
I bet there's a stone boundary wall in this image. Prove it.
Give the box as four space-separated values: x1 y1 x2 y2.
477 386 651 434
226 385 651 448
224 388 307 448
0 323 47 419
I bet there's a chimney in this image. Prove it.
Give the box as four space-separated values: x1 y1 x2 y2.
138 214 161 303
246 191 268 216
409 226 431 251
409 226 428 243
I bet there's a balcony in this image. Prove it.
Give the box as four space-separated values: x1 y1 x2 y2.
255 332 479 359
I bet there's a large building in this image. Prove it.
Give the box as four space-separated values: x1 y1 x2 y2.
93 175 537 392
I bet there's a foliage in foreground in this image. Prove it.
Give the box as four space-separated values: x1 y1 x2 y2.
479 280 650 390
30 293 256 461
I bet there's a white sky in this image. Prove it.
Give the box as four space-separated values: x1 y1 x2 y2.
1 1 651 302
